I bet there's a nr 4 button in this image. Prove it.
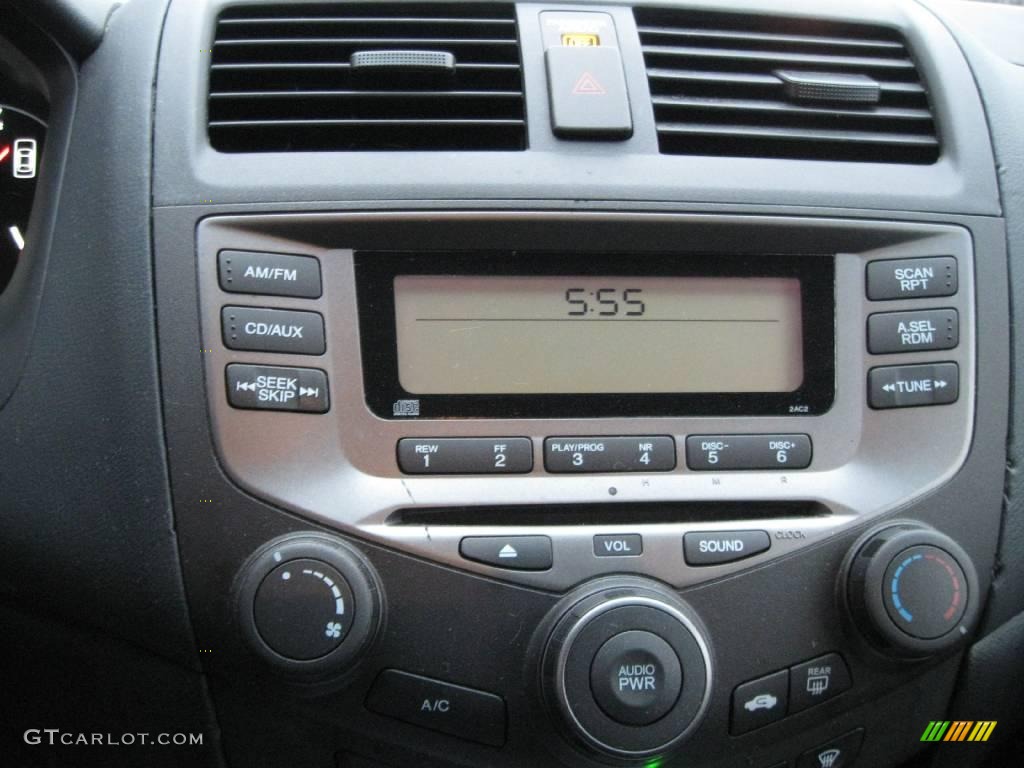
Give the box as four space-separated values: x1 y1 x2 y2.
222 306 325 355
545 436 675 473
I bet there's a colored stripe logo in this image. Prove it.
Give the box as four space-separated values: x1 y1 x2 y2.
921 721 996 742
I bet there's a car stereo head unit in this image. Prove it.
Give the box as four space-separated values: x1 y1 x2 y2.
355 251 835 419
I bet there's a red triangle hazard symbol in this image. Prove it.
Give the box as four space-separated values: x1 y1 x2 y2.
572 71 607 95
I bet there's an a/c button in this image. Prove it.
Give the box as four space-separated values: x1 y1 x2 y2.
365 670 506 746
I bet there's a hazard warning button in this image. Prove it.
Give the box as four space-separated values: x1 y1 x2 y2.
545 45 632 139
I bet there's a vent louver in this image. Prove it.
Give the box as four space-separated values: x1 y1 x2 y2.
208 3 525 152
634 8 939 163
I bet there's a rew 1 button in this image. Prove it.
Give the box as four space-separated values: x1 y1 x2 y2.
460 536 552 571
366 670 506 747
590 631 683 726
222 306 325 355
226 364 328 413
397 437 532 475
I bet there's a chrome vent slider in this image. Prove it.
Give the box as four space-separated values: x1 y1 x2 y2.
775 70 881 105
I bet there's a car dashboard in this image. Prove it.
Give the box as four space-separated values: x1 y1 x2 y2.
1 1 1024 767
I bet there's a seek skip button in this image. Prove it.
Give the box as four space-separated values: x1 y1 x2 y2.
594 534 643 558
226 364 328 413
684 531 770 566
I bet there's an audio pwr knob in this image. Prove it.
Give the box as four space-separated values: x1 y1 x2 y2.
540 578 712 762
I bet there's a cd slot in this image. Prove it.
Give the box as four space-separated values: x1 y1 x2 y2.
389 501 829 527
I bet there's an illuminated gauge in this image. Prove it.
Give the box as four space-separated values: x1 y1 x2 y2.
0 104 46 293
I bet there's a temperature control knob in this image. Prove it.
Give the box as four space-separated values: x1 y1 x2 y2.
236 534 383 679
845 524 979 658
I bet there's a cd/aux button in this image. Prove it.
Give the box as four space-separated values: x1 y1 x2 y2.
222 306 325 355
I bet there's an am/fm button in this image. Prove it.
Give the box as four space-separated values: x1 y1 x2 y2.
683 530 770 566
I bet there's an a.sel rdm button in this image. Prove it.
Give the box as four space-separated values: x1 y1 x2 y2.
866 256 957 300
544 436 675 473
868 363 959 409
397 438 532 475
218 250 322 298
222 306 325 355
685 435 811 471
868 309 958 354
226 364 328 413
365 669 506 747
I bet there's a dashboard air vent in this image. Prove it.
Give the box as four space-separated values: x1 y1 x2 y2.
633 8 939 163
208 3 525 152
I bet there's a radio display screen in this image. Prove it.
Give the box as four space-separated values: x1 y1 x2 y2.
355 252 834 419
393 275 804 395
